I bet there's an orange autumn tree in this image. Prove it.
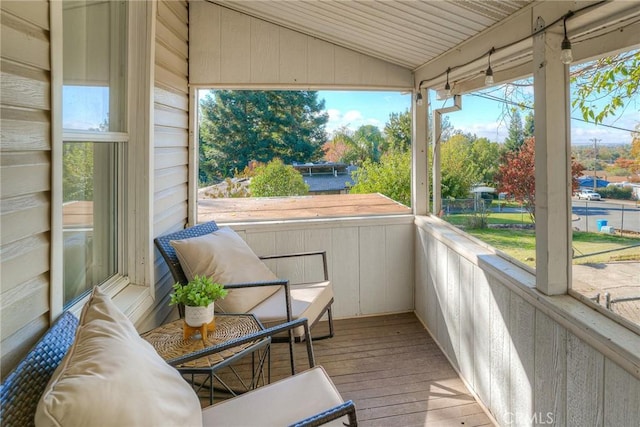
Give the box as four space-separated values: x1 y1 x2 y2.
496 137 584 222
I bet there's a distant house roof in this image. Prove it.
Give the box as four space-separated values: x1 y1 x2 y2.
292 162 349 176
303 166 356 192
578 176 609 188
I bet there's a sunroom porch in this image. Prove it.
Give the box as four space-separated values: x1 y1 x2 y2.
2 0 640 425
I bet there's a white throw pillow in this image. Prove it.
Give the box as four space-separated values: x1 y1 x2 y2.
170 227 281 313
35 287 203 427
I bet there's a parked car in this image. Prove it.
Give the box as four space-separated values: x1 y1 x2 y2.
577 189 602 200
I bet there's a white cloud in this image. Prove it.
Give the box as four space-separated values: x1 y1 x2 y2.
325 109 385 137
326 109 342 121
454 121 508 143
343 110 363 122
571 126 631 145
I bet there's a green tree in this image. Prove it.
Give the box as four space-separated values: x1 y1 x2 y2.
249 159 309 197
199 90 328 183
63 142 93 202
383 110 411 152
349 150 411 206
523 111 534 138
334 125 385 165
470 137 501 184
503 109 524 152
572 50 640 124
441 134 481 199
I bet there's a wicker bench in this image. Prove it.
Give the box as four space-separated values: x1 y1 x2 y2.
0 312 78 427
0 311 356 427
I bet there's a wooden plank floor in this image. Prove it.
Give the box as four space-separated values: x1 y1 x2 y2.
205 313 495 427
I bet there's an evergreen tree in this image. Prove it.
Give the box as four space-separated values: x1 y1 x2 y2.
523 111 534 138
199 90 328 183
383 110 411 152
503 109 525 152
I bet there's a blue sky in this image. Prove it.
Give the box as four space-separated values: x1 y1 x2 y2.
318 88 638 146
67 85 637 146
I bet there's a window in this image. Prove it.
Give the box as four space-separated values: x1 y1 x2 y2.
434 83 537 271
569 48 640 332
62 1 127 306
196 89 412 223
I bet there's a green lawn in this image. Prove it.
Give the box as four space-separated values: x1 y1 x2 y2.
445 212 533 227
446 220 640 267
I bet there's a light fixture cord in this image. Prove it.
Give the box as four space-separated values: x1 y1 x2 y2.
415 2 601 90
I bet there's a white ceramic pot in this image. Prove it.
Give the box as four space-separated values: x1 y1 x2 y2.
184 303 214 327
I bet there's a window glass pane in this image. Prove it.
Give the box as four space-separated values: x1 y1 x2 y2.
570 48 640 330
63 85 110 131
435 82 537 271
63 142 118 304
62 0 126 132
62 0 127 306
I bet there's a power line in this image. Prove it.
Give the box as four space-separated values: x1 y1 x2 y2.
469 92 636 134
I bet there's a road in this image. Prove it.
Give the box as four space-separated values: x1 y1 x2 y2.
571 198 640 234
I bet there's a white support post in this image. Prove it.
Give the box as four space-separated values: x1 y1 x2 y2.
533 17 572 296
432 95 461 217
412 88 429 215
432 112 442 216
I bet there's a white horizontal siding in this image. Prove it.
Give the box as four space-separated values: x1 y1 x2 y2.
149 0 190 330
189 1 412 89
0 1 52 378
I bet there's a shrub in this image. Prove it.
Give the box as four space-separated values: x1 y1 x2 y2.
249 158 309 197
597 186 633 200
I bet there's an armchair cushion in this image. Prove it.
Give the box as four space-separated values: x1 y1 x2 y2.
250 281 333 338
170 226 280 313
201 366 347 426
35 287 202 427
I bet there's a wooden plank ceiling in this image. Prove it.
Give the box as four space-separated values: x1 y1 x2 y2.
210 0 533 70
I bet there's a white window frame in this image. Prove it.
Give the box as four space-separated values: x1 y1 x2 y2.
50 0 155 321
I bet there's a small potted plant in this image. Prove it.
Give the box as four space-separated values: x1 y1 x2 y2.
169 275 228 328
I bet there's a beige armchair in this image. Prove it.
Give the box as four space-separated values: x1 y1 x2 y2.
154 221 335 373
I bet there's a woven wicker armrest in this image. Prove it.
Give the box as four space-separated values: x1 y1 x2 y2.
165 317 315 372
289 400 358 427
0 312 79 427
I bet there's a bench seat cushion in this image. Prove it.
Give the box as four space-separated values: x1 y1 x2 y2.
35 287 202 427
201 366 347 427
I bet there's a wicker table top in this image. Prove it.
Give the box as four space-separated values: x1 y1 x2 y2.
141 314 265 369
